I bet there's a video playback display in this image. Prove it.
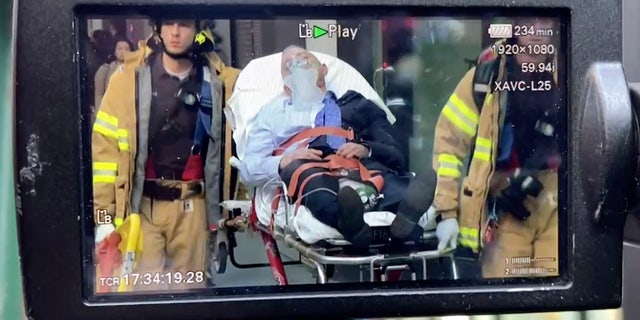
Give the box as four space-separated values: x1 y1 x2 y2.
83 14 565 295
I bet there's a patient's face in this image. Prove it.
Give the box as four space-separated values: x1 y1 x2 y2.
281 46 328 95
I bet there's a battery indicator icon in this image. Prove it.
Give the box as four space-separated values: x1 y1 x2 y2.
488 24 513 38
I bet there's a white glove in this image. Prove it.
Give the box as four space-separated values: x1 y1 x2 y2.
95 224 116 244
418 206 438 231
229 156 242 169
436 218 459 252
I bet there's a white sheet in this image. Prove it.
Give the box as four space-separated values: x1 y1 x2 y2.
226 51 397 161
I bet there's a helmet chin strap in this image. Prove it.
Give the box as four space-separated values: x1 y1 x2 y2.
163 49 192 60
162 47 193 61
159 39 194 61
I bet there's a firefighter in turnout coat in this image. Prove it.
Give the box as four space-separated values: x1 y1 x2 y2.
431 17 561 278
92 19 239 292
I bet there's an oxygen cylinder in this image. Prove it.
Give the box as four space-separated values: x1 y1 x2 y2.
338 179 380 211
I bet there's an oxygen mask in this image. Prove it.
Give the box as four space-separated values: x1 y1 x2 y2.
283 57 325 108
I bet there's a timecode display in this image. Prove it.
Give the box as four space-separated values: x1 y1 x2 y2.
98 271 205 287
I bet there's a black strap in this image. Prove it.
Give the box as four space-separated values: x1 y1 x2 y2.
466 57 503 172
142 181 203 201
471 57 501 117
143 181 181 201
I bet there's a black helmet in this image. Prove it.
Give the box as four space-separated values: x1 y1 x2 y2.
148 19 220 59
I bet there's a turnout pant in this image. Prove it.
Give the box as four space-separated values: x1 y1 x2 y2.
480 170 559 278
133 179 210 292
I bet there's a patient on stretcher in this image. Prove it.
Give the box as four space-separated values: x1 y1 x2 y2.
238 45 436 247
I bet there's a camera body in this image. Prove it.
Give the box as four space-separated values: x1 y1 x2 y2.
13 0 636 319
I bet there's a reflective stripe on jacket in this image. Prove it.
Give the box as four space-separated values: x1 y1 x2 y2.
432 57 509 253
92 40 239 226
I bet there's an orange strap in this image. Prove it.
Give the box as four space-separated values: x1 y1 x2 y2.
271 126 373 222
287 161 329 197
286 155 385 215
287 155 383 196
274 126 355 156
287 155 357 198
294 171 331 212
292 168 384 216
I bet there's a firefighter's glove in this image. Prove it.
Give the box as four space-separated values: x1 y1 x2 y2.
436 218 459 252
497 171 544 221
95 224 116 244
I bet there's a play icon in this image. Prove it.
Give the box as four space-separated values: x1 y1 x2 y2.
313 25 328 38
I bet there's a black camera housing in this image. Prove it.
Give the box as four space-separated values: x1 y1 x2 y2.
14 0 632 319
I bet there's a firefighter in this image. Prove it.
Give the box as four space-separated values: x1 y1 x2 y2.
431 17 561 278
92 18 239 292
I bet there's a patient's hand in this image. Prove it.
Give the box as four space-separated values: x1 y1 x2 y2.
279 148 323 169
337 142 369 159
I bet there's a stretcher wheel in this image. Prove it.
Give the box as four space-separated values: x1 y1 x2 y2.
214 242 228 274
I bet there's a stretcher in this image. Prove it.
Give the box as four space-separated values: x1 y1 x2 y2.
213 51 457 284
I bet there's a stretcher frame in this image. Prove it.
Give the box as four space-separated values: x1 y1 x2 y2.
217 178 459 285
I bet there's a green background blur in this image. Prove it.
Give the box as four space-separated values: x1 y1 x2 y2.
1 0 26 319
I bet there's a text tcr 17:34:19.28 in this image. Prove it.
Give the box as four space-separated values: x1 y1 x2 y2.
121 271 206 286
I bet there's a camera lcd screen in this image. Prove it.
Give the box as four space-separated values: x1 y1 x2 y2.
80 8 567 301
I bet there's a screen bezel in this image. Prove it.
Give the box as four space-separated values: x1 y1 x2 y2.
15 0 623 319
